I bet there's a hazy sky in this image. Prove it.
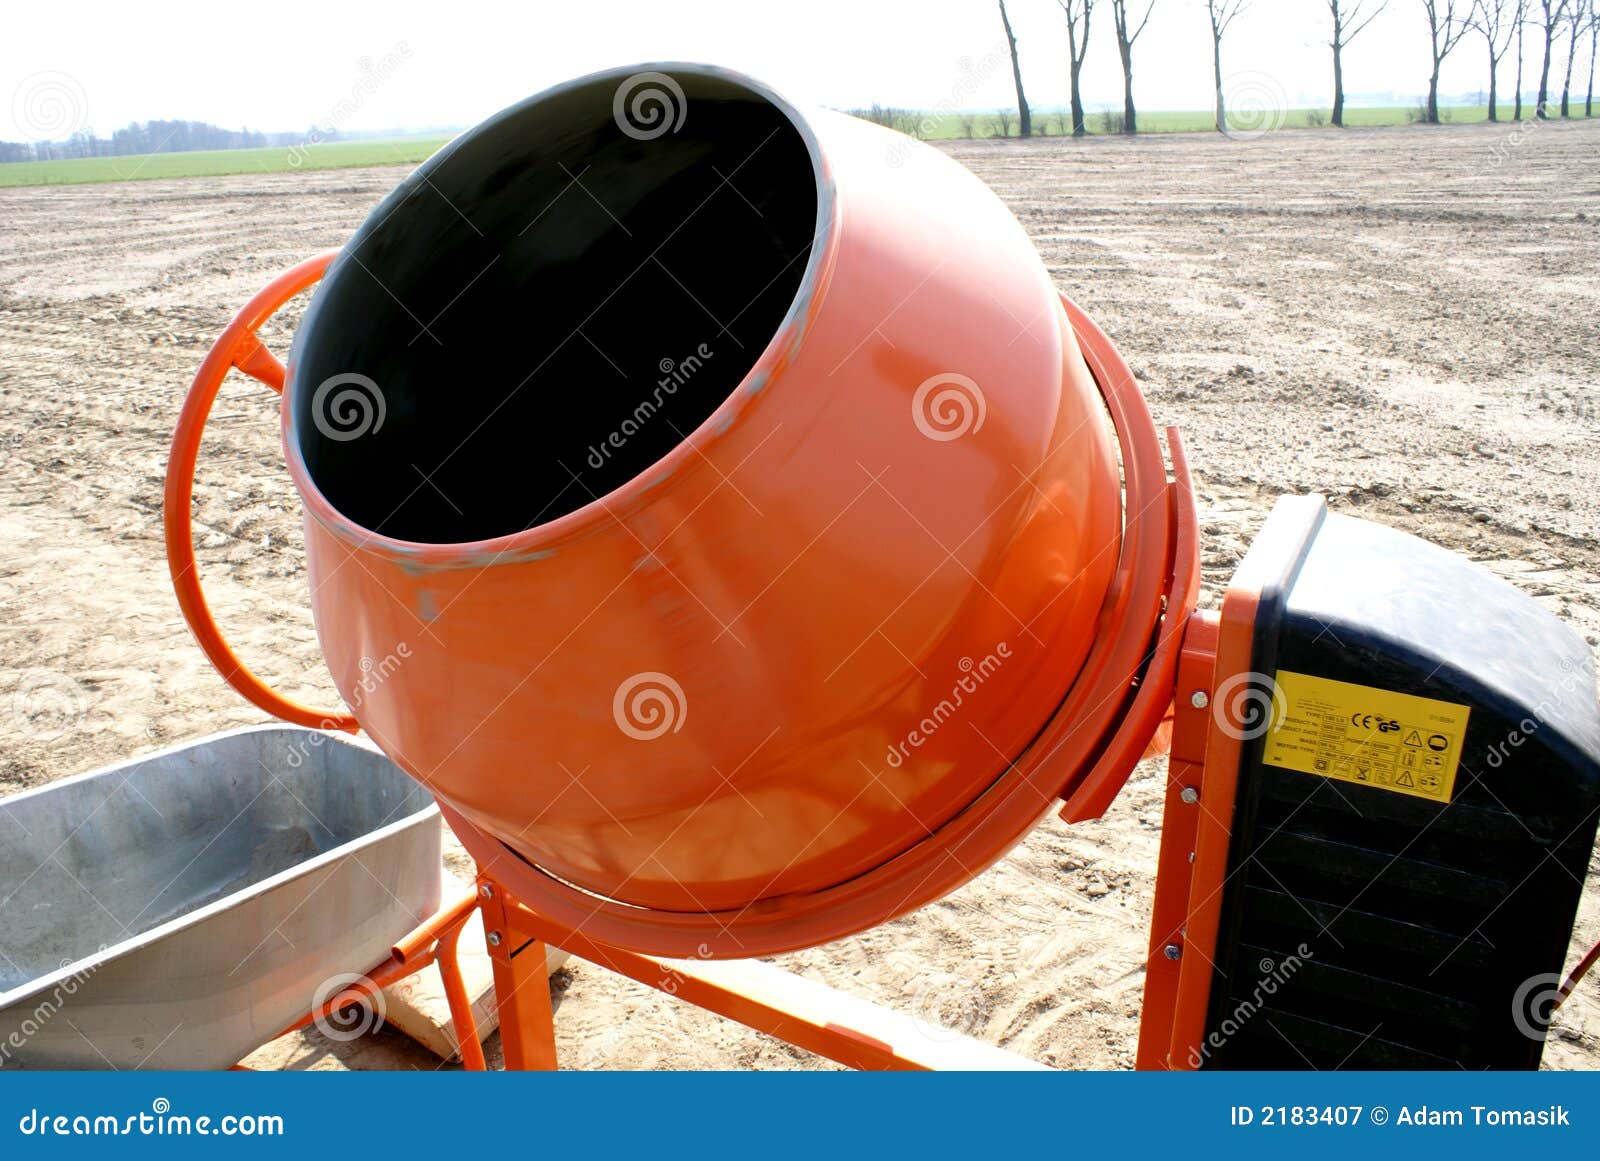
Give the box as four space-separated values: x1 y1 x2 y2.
2 0 1584 141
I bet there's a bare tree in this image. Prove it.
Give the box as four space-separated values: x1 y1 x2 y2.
1057 0 1097 136
1111 0 1158 133
1327 1 1389 126
1422 0 1473 122
1586 0 1599 114
1472 0 1527 120
998 0 1033 138
1207 1 1251 132
1534 0 1570 117
1559 0 1589 113
1514 0 1529 115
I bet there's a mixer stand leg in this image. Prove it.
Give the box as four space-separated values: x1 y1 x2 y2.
479 879 559 1070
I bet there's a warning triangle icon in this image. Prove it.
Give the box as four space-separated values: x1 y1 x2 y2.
1396 769 1415 788
1404 729 1424 748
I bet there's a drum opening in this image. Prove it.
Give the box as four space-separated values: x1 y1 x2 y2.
291 69 820 544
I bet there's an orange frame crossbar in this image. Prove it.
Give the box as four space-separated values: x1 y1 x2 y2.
478 877 1049 1071
259 871 1045 1071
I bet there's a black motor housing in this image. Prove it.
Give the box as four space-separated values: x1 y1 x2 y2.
1205 498 1600 1069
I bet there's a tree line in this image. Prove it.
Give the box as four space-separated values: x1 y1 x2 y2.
0 120 325 164
986 0 1600 137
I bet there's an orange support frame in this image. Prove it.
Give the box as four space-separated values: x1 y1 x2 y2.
478 882 559 1071
1135 611 1221 1069
256 888 488 1071
476 876 1044 1071
259 871 1046 1071
1133 496 1328 1070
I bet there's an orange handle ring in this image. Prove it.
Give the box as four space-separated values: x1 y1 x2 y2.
162 251 358 733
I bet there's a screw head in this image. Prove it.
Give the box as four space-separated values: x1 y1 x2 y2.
1180 786 1200 805
478 884 494 900
1190 690 1209 709
487 931 503 947
1164 943 1182 961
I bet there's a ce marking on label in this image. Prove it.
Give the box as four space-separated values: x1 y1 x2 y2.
1350 713 1399 733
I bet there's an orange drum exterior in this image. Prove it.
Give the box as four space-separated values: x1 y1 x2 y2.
168 66 1188 957
285 67 1123 952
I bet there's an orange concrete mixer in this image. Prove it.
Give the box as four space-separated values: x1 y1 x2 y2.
165 64 1192 959
166 64 1600 1071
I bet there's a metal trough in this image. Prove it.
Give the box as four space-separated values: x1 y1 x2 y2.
0 726 440 1069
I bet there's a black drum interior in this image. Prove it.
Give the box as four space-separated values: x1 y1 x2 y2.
292 71 818 543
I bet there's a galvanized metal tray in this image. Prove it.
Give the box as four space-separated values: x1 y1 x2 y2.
0 726 440 1069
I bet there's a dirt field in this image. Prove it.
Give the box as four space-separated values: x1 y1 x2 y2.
2 119 1598 1070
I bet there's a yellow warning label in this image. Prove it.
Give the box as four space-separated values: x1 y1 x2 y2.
1262 671 1470 804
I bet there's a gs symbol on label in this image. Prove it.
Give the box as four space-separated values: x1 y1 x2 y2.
1351 712 1400 733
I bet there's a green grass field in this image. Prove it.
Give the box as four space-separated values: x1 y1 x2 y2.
0 137 451 188
1 104 1590 188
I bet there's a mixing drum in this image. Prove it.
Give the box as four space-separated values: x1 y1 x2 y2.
165 64 1196 958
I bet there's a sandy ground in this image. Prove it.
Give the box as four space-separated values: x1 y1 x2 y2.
2 119 1599 1070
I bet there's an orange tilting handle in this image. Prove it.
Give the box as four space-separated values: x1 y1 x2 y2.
162 251 358 733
